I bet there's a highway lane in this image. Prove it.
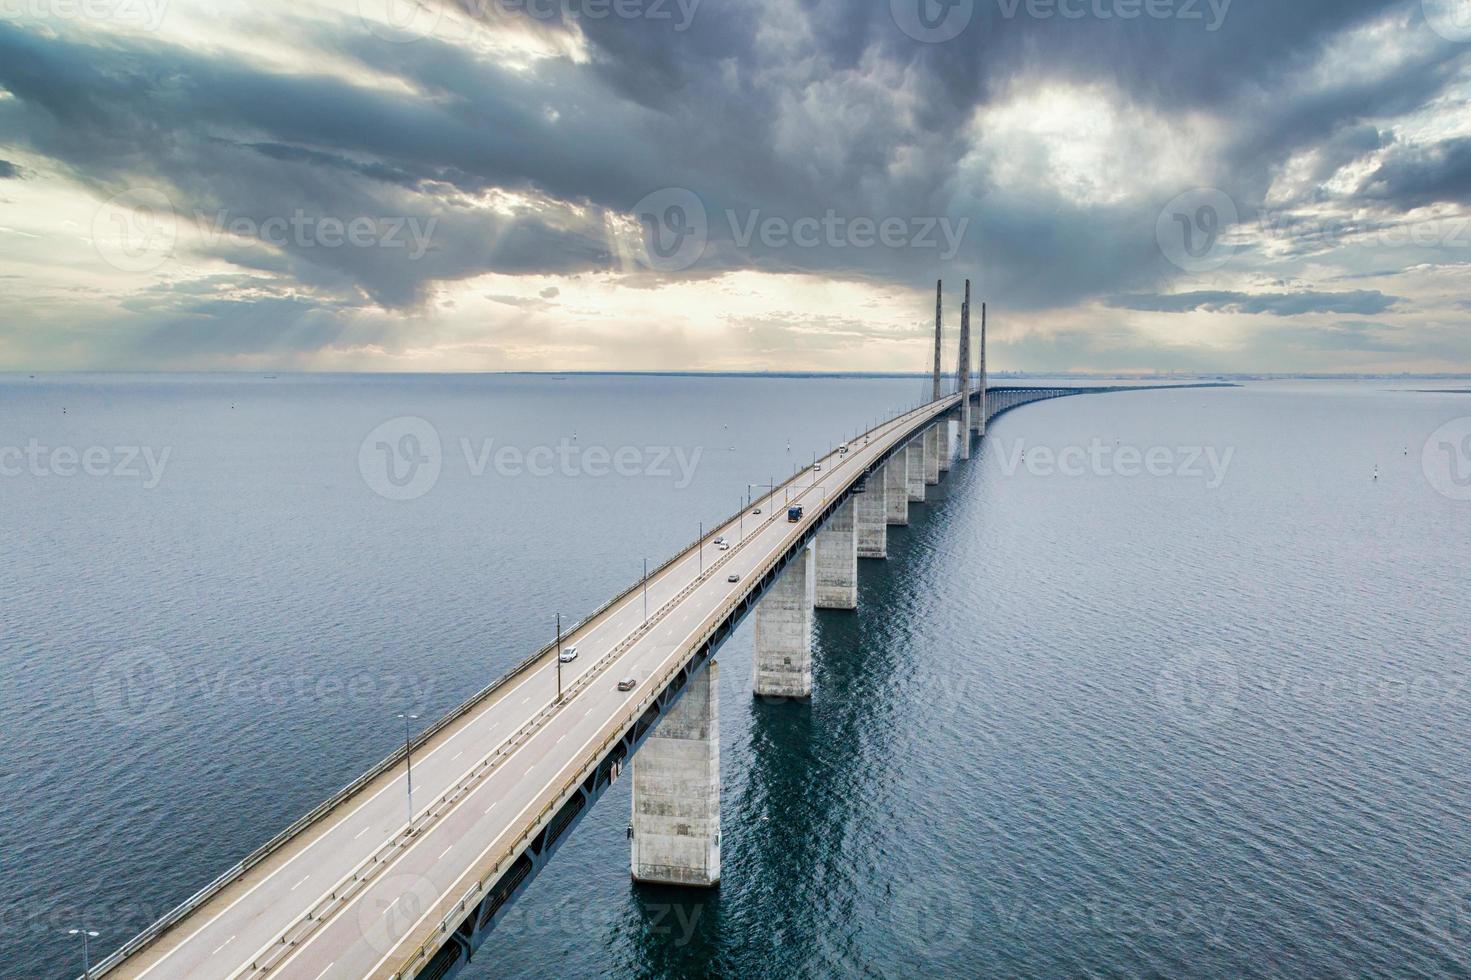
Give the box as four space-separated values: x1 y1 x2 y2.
268 398 955 979
110 395 958 980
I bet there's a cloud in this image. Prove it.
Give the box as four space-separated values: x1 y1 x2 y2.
1357 135 1471 210
1106 290 1402 316
0 1 1467 370
0 159 21 179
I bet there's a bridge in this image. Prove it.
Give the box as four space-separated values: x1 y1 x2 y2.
89 282 1228 980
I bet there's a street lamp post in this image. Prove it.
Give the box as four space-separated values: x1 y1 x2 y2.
642 559 648 625
67 929 99 979
555 613 564 703
397 712 419 827
698 522 703 576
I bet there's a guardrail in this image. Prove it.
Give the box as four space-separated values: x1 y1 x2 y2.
388 396 956 976
89 394 957 979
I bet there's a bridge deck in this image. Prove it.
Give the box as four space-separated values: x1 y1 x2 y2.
104 394 966 980
98 382 1234 979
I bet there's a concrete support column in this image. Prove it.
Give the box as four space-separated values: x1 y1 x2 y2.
924 426 941 486
905 441 925 502
753 546 814 698
884 458 909 526
856 470 888 558
814 498 857 609
938 420 952 473
631 661 720 888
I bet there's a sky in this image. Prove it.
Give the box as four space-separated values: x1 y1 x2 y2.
0 0 1469 373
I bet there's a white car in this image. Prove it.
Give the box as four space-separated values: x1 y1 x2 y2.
718 542 730 551
727 573 740 583
559 647 577 663
814 463 822 472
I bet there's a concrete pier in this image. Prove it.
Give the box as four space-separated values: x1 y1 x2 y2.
885 457 909 525
856 468 888 558
924 426 941 486
753 545 814 698
938 420 952 473
814 498 857 609
905 441 925 502
631 661 720 888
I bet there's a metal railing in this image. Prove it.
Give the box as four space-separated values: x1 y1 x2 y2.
90 394 957 979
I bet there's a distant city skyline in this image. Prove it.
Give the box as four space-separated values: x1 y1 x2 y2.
1 1 1469 373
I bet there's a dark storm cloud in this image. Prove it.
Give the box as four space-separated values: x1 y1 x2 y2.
1107 290 1401 316
0 159 21 179
1358 136 1471 210
0 0 1463 360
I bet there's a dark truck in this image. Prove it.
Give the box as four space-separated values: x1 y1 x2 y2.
787 505 804 523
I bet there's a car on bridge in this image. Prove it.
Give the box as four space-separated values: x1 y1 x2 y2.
727 573 740 583
617 676 638 692
788 505 803 522
559 647 577 663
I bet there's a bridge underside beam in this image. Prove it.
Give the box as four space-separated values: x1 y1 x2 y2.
856 466 888 558
631 661 720 887
814 498 857 609
753 545 814 698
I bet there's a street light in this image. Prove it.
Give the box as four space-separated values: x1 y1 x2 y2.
555 613 564 703
397 712 419 827
67 929 99 979
642 559 648 625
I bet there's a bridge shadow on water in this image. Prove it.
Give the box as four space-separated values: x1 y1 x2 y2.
620 482 962 978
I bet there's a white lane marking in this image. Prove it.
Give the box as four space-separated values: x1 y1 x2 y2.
451 751 463 761
185 407 942 977
291 876 310 892
484 802 496 815
312 963 335 980
354 827 368 840
211 936 235 956
439 846 453 861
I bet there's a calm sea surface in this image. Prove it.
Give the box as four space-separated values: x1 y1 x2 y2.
2 374 1470 978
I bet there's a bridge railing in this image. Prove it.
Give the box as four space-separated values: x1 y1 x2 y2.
87 393 958 979
389 394 960 977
